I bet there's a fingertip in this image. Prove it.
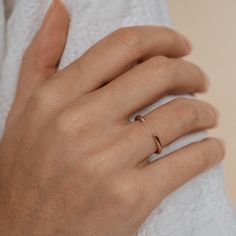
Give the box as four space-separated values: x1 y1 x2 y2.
202 70 210 92
184 36 193 53
167 27 193 55
32 0 70 70
181 38 193 56
192 65 210 93
202 137 226 162
53 0 70 24
216 137 226 159
42 0 70 37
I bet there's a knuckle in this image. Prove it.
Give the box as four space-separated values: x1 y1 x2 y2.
54 109 88 137
54 112 73 136
54 112 71 136
110 27 143 55
173 98 199 125
29 86 52 110
108 179 142 211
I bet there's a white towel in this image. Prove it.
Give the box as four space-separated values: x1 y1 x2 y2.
0 0 235 235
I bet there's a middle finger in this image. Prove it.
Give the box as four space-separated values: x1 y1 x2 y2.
87 56 209 121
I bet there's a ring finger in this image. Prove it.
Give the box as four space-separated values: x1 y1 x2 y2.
109 98 218 166
80 56 209 122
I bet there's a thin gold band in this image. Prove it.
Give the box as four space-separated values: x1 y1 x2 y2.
134 115 162 154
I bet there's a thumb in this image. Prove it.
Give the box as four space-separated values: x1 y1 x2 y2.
8 0 70 125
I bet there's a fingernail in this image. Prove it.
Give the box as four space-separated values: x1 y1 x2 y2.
43 1 57 23
46 0 65 19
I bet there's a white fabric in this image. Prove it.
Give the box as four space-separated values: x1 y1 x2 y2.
0 0 5 67
0 0 236 235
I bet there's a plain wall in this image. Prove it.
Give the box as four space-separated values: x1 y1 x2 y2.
167 0 236 209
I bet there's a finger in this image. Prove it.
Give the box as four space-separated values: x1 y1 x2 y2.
46 26 192 103
141 137 225 207
8 0 69 124
92 56 209 121
112 98 218 165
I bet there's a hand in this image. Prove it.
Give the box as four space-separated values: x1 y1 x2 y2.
0 1 224 236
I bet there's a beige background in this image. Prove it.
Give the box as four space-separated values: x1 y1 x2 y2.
167 0 236 209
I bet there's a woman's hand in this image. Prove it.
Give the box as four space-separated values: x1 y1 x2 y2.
0 1 224 236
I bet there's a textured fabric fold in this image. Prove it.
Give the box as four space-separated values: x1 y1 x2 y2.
0 0 5 68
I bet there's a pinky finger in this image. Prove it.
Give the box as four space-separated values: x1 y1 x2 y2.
141 137 225 207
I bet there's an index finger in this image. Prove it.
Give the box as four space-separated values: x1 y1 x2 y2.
47 26 192 104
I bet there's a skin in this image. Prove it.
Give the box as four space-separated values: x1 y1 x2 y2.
0 1 225 236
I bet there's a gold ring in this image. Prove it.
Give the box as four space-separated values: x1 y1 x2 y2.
134 115 162 154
